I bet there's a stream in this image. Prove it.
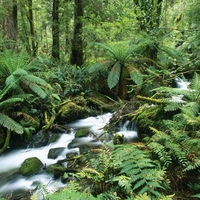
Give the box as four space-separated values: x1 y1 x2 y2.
0 112 137 199
0 77 188 199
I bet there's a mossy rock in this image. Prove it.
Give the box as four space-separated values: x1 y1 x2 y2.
46 164 66 179
48 134 60 144
59 101 85 122
75 128 89 138
113 133 124 145
20 157 43 177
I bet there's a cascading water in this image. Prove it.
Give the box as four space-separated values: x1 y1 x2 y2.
117 120 138 141
175 77 190 89
0 112 137 199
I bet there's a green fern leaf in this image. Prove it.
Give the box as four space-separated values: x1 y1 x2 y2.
107 61 121 89
89 62 104 73
5 74 18 88
0 97 24 109
22 74 48 86
13 68 28 75
29 83 47 99
0 113 23 134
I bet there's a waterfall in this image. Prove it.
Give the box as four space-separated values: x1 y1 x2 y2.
175 77 190 89
117 120 138 141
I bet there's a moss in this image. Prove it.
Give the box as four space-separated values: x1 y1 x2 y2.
113 133 124 145
20 157 43 177
59 101 85 122
75 128 89 138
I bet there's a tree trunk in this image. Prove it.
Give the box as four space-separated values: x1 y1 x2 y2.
27 0 37 56
115 66 128 100
70 0 84 66
2 0 18 49
52 0 60 60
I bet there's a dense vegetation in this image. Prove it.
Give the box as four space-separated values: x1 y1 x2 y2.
0 0 200 199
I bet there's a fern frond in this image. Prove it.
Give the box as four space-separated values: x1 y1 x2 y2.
0 97 24 109
28 83 47 99
89 62 105 73
0 113 23 134
22 74 48 86
107 61 121 89
148 142 172 167
127 64 143 85
112 144 166 197
189 72 200 91
78 167 104 181
183 158 200 172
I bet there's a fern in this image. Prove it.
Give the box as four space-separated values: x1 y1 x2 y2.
107 61 121 89
112 144 166 198
148 142 172 167
47 181 103 200
0 113 23 134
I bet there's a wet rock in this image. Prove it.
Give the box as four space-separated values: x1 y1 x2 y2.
47 147 65 159
75 128 90 138
20 157 43 177
46 164 66 179
28 130 50 148
68 137 102 154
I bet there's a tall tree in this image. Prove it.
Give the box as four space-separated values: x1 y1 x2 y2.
27 0 37 56
70 0 84 66
2 0 18 48
52 0 60 60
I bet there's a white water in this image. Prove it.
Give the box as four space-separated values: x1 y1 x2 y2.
117 120 138 141
175 77 190 89
0 112 137 198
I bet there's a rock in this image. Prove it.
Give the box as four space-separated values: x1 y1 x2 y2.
68 137 102 154
46 164 66 179
20 157 43 177
58 101 85 123
28 130 50 148
113 133 124 145
48 133 60 144
75 128 90 138
47 147 65 159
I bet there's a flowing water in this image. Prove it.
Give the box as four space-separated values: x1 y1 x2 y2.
0 112 137 199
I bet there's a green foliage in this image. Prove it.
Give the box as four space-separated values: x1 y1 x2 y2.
46 181 103 200
107 61 121 89
89 41 143 99
0 49 49 98
112 144 166 199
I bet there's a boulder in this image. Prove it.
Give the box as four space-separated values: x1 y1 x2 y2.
47 147 65 159
20 157 43 177
58 101 85 123
75 128 90 138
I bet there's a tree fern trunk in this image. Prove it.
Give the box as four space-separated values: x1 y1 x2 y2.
116 66 128 100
